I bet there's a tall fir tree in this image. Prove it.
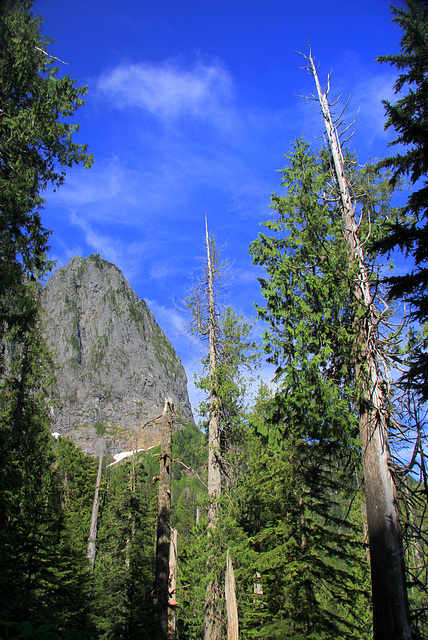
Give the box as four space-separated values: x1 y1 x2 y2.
0 300 96 638
0 0 92 356
250 138 414 639
0 2 92 635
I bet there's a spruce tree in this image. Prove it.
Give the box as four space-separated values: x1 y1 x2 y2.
0 297 87 638
184 225 259 638
185 222 259 640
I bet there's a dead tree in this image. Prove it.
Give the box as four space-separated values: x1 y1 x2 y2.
185 217 225 640
168 528 178 640
225 549 239 640
204 217 223 640
87 447 104 570
154 398 174 640
302 49 413 640
206 217 222 526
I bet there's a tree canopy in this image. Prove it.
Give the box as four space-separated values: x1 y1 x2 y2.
0 0 92 341
375 0 428 399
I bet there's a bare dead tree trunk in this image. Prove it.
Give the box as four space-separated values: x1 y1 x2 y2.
225 549 239 640
204 216 223 640
87 447 103 570
155 398 174 640
305 50 413 640
206 215 222 525
168 528 178 640
253 573 263 602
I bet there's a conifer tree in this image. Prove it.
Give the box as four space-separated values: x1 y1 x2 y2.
306 51 413 639
233 431 372 640
0 3 92 634
250 136 413 639
0 308 54 634
0 300 94 638
154 399 174 640
92 450 158 639
375 0 428 400
52 438 99 638
185 222 258 639
188 220 224 640
0 0 92 351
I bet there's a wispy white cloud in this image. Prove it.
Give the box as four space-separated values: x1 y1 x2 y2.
70 212 123 265
144 298 187 336
352 71 397 152
67 211 159 286
96 59 233 121
49 143 263 227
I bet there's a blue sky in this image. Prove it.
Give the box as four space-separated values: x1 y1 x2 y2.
35 0 404 413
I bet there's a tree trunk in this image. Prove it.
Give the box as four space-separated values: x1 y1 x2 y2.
168 528 178 640
206 215 222 524
87 448 103 570
253 572 263 601
307 51 413 640
155 398 174 640
225 549 239 640
204 216 223 640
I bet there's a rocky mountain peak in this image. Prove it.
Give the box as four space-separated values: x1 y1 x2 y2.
42 254 193 455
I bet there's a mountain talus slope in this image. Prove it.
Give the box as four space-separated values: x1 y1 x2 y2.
41 254 193 455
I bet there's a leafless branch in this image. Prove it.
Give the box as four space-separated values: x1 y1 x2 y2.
173 459 208 489
35 46 68 65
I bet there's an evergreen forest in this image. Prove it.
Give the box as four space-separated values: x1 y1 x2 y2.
1 1 428 639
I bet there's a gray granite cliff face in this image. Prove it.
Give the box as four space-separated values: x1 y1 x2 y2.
41 254 193 455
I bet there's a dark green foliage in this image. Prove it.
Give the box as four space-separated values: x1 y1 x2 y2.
248 139 411 637
215 307 259 449
172 421 206 541
175 420 373 640
402 491 428 637
173 421 205 482
0 299 56 633
0 3 93 629
49 441 98 639
91 449 159 639
196 306 260 453
0 307 96 639
94 421 108 436
175 488 236 640
54 437 99 556
232 431 371 639
375 0 428 399
249 139 397 450
0 0 92 287
0 0 93 406
251 141 350 445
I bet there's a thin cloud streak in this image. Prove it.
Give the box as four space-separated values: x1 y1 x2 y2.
70 212 123 265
